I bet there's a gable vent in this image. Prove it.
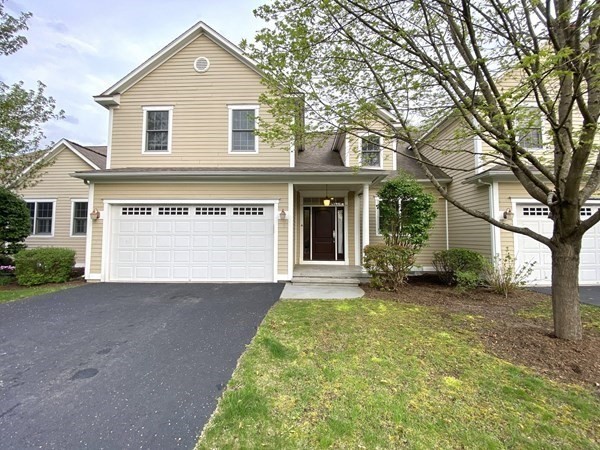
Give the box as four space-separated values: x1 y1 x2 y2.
194 56 210 73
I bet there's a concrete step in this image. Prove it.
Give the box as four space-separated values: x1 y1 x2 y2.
292 277 362 286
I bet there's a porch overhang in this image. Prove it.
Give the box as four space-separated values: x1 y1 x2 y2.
71 168 390 184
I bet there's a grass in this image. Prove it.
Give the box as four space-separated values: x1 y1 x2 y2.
0 283 81 304
197 299 600 449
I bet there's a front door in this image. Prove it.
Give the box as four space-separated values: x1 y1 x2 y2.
312 207 336 261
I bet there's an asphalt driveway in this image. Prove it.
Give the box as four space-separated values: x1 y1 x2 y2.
531 285 600 306
0 282 283 449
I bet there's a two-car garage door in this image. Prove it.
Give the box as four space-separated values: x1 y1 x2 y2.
109 204 274 282
515 203 600 285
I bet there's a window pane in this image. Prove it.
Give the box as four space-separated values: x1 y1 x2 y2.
521 128 542 148
147 131 169 151
361 134 380 152
232 131 255 151
362 150 380 167
233 110 255 131
147 111 169 131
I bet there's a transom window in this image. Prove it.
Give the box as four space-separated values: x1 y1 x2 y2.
72 201 88 235
142 106 173 153
27 201 54 235
229 106 259 153
361 134 382 167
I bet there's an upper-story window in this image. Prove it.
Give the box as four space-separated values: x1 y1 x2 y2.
26 200 55 236
360 134 382 168
517 108 543 150
229 105 259 154
142 106 173 154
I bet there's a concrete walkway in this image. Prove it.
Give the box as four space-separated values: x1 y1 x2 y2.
280 283 365 299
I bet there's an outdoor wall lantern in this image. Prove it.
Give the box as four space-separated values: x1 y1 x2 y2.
503 208 514 220
279 209 288 220
90 209 100 221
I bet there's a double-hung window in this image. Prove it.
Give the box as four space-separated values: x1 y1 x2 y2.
71 201 88 236
229 105 259 153
26 201 54 236
518 108 543 150
142 106 173 153
361 134 382 168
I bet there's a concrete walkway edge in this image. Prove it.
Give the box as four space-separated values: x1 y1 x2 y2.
280 283 365 299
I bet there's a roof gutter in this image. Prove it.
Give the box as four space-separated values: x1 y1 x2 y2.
70 170 391 184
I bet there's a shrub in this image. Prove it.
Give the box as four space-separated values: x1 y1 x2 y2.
0 186 31 257
14 248 75 286
377 175 437 250
363 243 416 292
482 251 535 298
0 264 15 286
433 248 486 285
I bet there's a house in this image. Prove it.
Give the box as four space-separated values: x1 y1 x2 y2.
419 113 600 286
17 139 106 267
66 21 451 283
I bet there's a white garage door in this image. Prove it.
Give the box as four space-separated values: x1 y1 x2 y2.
109 204 275 282
515 203 600 285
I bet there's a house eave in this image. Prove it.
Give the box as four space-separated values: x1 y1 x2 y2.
70 170 390 184
93 94 121 108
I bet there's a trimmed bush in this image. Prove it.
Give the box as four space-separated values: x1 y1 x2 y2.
14 248 75 286
433 248 486 286
0 187 31 257
363 244 416 292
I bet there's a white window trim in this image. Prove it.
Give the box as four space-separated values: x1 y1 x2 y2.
70 199 88 237
25 199 56 238
141 105 174 154
359 133 384 169
228 105 260 154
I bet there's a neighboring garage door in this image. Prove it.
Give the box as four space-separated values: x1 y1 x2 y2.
109 204 275 282
515 203 600 285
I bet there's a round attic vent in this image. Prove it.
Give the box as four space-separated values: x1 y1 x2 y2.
194 56 210 73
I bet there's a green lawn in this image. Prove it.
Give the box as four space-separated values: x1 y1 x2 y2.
197 299 599 449
0 283 81 304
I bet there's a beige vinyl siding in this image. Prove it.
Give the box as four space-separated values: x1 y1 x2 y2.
89 182 288 277
421 118 493 257
369 186 447 267
18 147 91 265
498 181 536 258
110 33 289 169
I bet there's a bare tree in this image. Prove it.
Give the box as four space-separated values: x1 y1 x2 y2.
248 0 600 340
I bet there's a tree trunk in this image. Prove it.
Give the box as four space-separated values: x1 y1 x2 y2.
551 240 583 340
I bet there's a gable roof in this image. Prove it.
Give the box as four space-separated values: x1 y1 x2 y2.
66 140 107 169
94 21 260 108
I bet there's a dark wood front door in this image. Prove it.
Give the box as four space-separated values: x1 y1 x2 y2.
312 207 336 261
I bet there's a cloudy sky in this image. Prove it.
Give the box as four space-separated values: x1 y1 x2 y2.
1 0 266 146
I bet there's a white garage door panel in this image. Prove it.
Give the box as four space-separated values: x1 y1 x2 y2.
110 204 274 282
516 203 600 286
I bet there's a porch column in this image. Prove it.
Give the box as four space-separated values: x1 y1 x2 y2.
362 183 370 251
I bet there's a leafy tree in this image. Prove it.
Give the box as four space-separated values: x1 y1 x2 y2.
0 0 63 189
249 0 600 340
0 186 30 256
378 175 437 249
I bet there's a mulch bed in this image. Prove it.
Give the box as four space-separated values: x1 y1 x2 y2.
363 276 600 391
0 279 86 291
